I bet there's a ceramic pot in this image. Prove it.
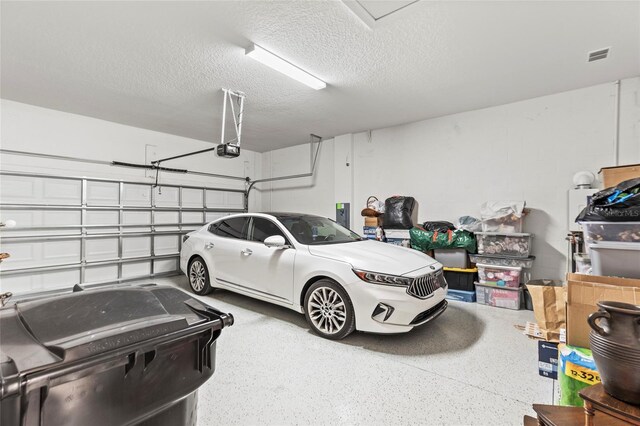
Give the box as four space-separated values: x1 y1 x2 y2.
589 301 640 405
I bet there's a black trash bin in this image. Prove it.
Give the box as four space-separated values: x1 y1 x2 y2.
0 284 233 426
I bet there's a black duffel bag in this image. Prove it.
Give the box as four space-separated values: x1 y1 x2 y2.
383 196 416 229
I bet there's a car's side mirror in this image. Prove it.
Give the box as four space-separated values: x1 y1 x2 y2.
264 235 288 249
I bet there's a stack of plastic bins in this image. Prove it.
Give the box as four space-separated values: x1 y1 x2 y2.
0 284 233 426
472 232 534 310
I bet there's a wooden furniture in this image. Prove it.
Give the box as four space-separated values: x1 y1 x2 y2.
531 404 584 425
580 383 640 426
527 385 640 425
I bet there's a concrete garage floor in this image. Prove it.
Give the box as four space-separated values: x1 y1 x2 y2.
143 276 553 425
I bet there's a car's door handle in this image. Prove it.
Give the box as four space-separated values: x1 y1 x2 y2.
205 242 215 250
241 248 253 256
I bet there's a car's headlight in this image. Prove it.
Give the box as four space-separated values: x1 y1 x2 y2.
182 234 190 243
353 269 413 286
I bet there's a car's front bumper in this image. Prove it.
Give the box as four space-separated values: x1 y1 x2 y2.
345 278 448 334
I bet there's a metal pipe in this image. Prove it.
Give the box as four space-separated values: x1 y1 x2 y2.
0 170 246 192
614 80 621 166
150 147 218 165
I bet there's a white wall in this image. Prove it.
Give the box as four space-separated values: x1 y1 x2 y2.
261 78 640 280
0 100 262 206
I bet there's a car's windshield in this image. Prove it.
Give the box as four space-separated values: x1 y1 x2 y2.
278 215 362 245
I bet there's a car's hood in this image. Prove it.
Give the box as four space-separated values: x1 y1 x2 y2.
307 240 438 276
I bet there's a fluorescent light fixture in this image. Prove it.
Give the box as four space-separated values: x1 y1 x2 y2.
246 43 326 90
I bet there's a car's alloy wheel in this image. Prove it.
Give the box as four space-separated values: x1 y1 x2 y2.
188 257 212 295
304 279 355 340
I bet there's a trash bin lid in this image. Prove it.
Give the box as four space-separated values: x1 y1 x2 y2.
0 284 229 396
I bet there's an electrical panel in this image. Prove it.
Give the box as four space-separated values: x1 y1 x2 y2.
336 203 350 229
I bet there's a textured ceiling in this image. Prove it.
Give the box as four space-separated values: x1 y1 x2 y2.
2 1 639 152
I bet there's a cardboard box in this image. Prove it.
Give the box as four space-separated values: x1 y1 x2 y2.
364 216 382 227
599 163 640 188
538 341 559 380
566 273 640 348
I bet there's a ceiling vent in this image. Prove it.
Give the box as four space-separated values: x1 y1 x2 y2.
342 0 420 28
588 47 610 62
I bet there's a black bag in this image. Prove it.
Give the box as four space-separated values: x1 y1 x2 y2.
383 196 416 229
422 221 455 233
576 178 640 222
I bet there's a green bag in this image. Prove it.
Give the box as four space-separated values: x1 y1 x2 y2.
409 227 477 253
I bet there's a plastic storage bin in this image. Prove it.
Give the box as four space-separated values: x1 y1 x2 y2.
469 254 535 268
446 289 476 303
580 221 640 254
475 232 533 258
588 241 640 279
0 284 234 426
443 267 477 291
434 248 469 268
475 283 522 310
477 264 522 288
481 216 524 233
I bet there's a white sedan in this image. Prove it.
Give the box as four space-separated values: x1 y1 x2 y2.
180 212 448 339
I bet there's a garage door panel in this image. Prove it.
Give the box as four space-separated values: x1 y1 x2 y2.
0 269 80 293
122 236 151 258
122 184 151 206
182 211 203 224
2 241 37 267
84 265 118 283
154 211 179 231
181 188 203 208
0 210 81 237
86 210 119 234
123 211 151 232
155 187 179 207
86 238 118 261
226 192 244 208
154 235 179 255
2 240 79 268
43 179 82 205
155 258 178 273
205 212 229 222
1 176 36 202
86 181 119 206
43 240 81 263
122 261 150 278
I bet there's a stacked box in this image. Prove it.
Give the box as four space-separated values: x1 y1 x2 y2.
384 229 411 247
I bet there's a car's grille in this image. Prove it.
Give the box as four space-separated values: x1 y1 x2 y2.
410 299 448 325
407 270 444 299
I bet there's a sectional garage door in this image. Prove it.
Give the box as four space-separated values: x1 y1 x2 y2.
0 171 246 295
